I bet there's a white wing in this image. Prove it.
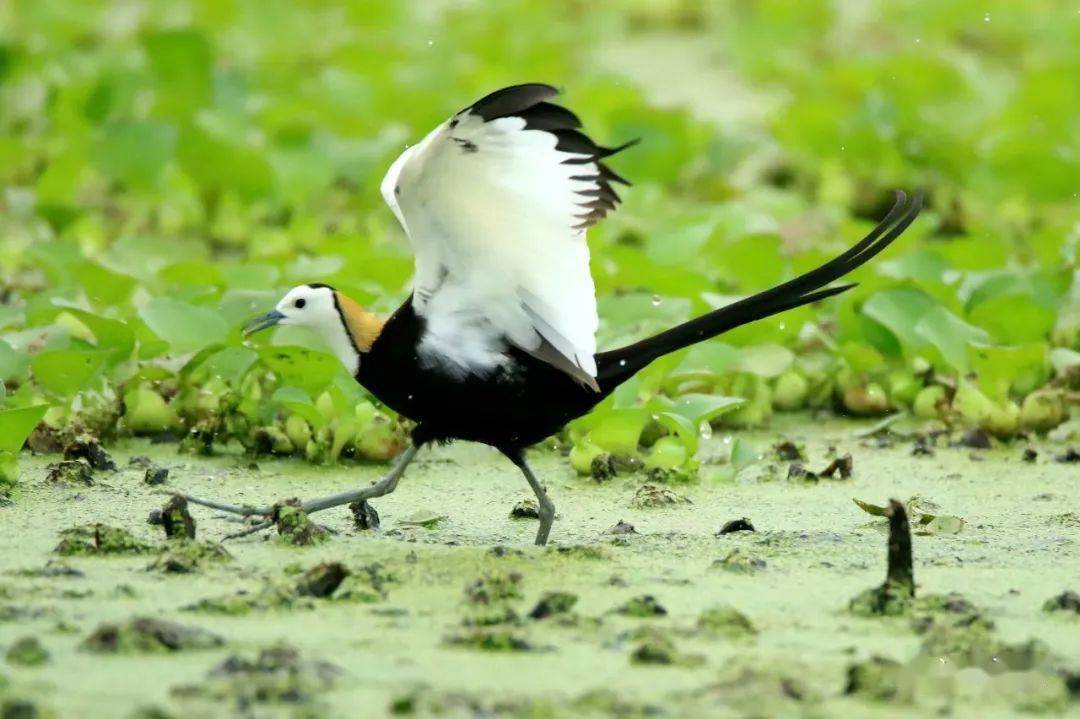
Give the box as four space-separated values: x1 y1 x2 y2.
380 84 634 391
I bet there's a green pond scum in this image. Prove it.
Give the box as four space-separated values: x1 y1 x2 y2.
1 0 1078 716
0 419 1077 717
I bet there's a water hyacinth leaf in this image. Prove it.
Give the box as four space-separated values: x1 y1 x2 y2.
728 438 760 476
62 309 135 362
671 343 740 379
968 294 1056 345
588 408 651 454
862 286 938 353
195 347 260 386
143 30 213 118
272 386 324 429
913 306 988 372
0 341 29 384
92 120 176 189
138 298 229 354
969 343 1049 401
730 343 794 378
654 411 699 456
76 261 137 307
30 350 112 397
258 346 343 396
667 394 745 426
0 405 49 453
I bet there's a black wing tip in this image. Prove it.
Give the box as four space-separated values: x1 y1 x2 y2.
468 83 560 121
467 83 636 229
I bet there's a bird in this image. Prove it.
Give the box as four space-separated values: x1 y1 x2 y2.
184 83 922 545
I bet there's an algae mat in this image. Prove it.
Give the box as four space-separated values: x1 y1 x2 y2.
1 417 1078 718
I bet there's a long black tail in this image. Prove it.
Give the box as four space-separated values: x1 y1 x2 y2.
597 190 923 386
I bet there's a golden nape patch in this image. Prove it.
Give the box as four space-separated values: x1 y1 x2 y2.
336 292 384 352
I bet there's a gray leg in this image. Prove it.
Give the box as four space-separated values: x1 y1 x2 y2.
511 455 555 546
182 444 420 521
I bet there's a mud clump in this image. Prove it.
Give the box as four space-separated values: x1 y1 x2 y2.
697 605 756 638
918 621 1049 674
272 499 328 546
819 453 853 479
1 698 53 719
54 523 153 556
82 617 223 654
464 572 523 606
5 636 49 667
711 549 766 574
1042 590 1080 614
590 453 617 481
1054 447 1079 463
443 629 535 652
349 499 379 530
717 517 755 535
629 630 704 667
149 540 231 574
528 591 578 620
45 460 94 486
155 495 195 539
62 437 116 471
844 656 905 701
773 441 804 461
143 466 169 485
295 562 348 598
509 498 539 519
172 643 341 708
548 544 607 560
850 500 915 616
615 595 667 618
631 484 691 509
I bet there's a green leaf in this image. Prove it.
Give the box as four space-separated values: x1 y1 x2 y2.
143 30 212 118
913 306 988 372
588 408 651 454
62 309 135 362
258 346 342 396
93 121 176 189
862 287 938 352
0 405 49 453
968 294 1056 344
666 394 745 426
272 386 324 429
30 350 112 397
138 298 229 354
653 411 699 457
0 340 29 384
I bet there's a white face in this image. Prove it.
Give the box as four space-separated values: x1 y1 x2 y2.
274 285 338 330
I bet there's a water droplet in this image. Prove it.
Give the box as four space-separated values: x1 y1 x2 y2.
699 421 713 439
722 435 732 445
651 295 662 307
778 322 787 330
427 39 434 46
619 359 627 367
914 37 922 44
407 394 414 401
983 12 990 21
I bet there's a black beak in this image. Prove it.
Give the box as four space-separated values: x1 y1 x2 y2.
243 309 285 337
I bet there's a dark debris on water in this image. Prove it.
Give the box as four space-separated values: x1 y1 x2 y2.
717 518 755 535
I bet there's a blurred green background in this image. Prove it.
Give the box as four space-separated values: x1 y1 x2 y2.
0 0 1077 484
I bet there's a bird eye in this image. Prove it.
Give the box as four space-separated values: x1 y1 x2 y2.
295 298 306 309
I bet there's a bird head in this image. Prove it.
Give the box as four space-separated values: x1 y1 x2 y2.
244 283 383 374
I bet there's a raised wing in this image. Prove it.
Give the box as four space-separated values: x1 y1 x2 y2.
380 83 634 391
